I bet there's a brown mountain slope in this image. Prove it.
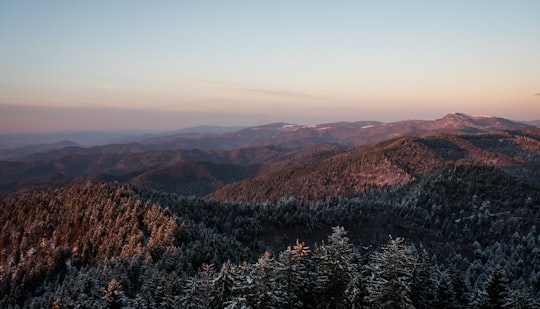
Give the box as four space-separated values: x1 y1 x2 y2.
123 161 262 196
207 137 444 202
0 144 348 198
207 129 540 203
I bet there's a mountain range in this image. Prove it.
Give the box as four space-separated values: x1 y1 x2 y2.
0 113 538 200
2 112 540 307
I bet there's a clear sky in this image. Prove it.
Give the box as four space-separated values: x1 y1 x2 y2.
1 1 539 133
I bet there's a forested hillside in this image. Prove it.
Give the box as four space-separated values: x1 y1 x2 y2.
0 144 348 198
1 117 538 202
1 161 540 307
209 129 540 202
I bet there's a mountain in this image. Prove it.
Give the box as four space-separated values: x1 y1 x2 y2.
0 113 534 199
137 113 530 151
0 144 348 197
6 113 530 161
0 140 81 160
1 114 540 307
207 128 540 202
525 120 540 127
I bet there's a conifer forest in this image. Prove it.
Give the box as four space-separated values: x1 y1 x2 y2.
0 122 540 308
2 161 540 308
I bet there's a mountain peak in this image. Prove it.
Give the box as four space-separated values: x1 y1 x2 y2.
437 113 526 130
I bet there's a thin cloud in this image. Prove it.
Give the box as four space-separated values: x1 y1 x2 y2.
239 87 318 100
184 78 325 101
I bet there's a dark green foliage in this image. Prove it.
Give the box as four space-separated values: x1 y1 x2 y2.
433 270 459 309
367 236 416 308
315 226 355 308
410 249 436 309
450 264 470 307
477 264 511 309
1 159 540 307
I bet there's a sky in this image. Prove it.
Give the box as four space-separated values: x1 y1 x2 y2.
1 1 539 133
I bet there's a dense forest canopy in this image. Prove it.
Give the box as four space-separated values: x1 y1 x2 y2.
1 161 540 307
1 119 540 307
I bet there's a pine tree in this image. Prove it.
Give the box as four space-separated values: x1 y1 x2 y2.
156 276 177 309
315 226 355 308
179 276 203 309
433 270 459 309
251 251 287 308
345 266 367 309
504 287 540 309
225 261 253 309
104 278 125 309
410 249 435 309
367 236 416 309
475 264 511 309
209 261 235 308
449 264 470 307
197 263 215 308
276 239 313 308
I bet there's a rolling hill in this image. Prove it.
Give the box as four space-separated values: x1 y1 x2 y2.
0 113 535 199
207 128 540 202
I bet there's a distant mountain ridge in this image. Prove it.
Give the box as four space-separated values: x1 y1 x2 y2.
0 113 537 199
1 113 531 161
138 113 529 150
525 120 540 127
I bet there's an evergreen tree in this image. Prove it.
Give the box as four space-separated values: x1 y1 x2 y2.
433 270 459 309
315 226 355 308
504 287 540 309
209 261 235 308
344 266 367 309
475 264 511 309
367 236 416 309
104 278 125 309
225 261 253 309
179 276 203 309
449 264 470 308
277 239 313 308
156 276 177 309
410 249 435 309
251 251 288 308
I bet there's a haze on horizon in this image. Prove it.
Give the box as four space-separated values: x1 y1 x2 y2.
1 1 539 133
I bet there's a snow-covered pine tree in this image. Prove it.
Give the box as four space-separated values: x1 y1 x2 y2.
367 236 416 309
209 260 235 308
474 264 511 309
410 249 436 309
179 263 215 308
224 261 253 309
344 266 366 309
276 239 313 308
252 251 287 307
503 287 540 309
156 275 177 309
315 226 355 308
104 278 125 309
433 270 460 309
179 275 203 309
449 264 470 307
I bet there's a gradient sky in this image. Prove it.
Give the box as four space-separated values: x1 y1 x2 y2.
1 1 539 133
